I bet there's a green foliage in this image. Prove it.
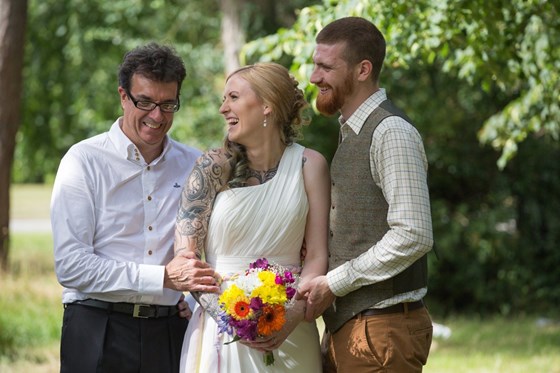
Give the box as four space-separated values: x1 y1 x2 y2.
17 0 225 182
243 0 560 168
504 138 560 313
17 0 325 182
391 64 527 316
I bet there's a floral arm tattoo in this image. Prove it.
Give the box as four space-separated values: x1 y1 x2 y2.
175 149 233 259
174 149 232 318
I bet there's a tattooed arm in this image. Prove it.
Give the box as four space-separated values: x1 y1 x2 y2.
174 148 233 316
175 148 233 258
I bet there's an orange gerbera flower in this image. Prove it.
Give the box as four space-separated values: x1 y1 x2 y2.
232 300 252 320
257 304 285 336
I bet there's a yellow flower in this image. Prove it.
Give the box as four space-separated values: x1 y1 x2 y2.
258 270 276 285
251 282 287 304
219 284 253 319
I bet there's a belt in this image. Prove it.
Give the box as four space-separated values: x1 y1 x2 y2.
73 299 179 319
359 300 424 317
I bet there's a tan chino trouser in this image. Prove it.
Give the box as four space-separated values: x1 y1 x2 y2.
324 305 433 372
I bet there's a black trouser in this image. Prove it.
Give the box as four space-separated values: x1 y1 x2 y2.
60 303 188 373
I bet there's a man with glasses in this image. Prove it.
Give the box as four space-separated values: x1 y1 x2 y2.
51 43 220 373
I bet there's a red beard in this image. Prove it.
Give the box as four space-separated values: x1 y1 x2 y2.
316 89 340 116
315 75 354 116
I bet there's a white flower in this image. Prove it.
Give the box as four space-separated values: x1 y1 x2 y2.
233 270 263 294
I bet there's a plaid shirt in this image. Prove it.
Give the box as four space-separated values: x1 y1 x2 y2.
326 89 433 308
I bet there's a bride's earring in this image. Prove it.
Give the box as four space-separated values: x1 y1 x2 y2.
263 116 268 127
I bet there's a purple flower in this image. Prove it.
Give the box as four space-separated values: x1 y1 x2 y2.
217 312 234 336
275 275 284 285
286 287 296 300
250 258 269 270
283 270 295 284
250 297 263 311
232 319 258 341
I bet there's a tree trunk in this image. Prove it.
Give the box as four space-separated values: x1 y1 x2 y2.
0 0 27 271
220 0 245 75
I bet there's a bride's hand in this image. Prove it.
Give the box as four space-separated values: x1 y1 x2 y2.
240 300 306 352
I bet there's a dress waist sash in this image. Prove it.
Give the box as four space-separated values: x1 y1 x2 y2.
206 254 301 274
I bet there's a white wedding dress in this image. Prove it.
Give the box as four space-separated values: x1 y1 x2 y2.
179 143 322 372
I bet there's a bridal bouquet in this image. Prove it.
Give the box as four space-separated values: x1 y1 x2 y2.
216 258 299 366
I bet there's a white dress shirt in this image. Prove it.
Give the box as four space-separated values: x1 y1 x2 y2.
326 89 433 307
51 118 201 306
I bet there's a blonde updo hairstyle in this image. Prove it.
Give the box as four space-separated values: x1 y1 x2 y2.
224 62 310 188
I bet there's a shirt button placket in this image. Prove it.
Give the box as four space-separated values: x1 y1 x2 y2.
143 163 157 262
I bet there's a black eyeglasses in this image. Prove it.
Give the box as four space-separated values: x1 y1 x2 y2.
126 90 180 113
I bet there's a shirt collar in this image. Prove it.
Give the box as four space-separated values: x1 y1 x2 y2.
108 118 171 165
338 88 387 135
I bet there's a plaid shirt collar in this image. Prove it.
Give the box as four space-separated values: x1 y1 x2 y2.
338 88 387 135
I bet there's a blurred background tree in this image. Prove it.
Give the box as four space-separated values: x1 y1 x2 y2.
16 0 324 183
2 0 559 316
0 0 27 270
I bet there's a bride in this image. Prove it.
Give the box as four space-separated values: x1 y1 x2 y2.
174 62 330 372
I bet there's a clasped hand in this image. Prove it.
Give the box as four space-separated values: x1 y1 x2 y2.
295 275 336 322
164 251 220 293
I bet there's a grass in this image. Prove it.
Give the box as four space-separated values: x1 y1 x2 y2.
2 184 560 372
1 184 59 372
10 183 52 220
425 317 560 372
0 233 62 373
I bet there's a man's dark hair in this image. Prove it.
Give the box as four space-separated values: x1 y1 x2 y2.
118 42 186 95
316 17 386 83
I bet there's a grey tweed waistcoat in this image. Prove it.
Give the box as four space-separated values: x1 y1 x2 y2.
322 99 428 333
